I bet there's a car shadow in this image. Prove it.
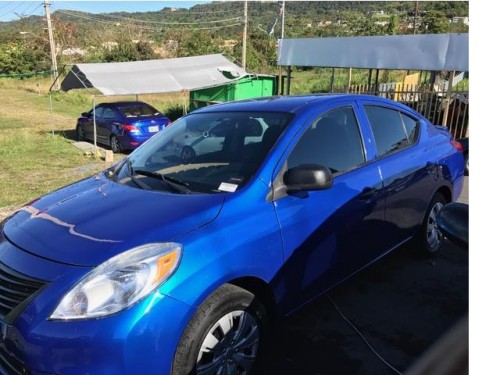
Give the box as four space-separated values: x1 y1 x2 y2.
260 241 468 374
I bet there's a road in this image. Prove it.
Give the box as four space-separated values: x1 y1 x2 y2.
262 177 469 374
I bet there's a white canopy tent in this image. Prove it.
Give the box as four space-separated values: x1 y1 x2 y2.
55 54 248 154
60 54 248 95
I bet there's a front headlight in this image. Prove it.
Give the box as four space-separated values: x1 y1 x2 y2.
50 242 182 320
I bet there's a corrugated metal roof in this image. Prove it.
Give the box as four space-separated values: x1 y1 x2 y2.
278 33 468 71
60 54 247 95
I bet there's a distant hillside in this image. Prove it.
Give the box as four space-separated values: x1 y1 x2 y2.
0 1 468 75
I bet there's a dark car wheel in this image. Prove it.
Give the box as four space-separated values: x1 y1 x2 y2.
420 192 447 255
172 284 268 375
76 125 85 141
110 135 121 154
180 146 196 163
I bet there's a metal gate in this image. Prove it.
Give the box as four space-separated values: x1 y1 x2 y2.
348 83 469 139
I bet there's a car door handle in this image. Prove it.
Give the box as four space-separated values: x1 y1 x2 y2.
358 187 376 201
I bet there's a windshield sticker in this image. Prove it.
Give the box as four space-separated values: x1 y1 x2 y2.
218 182 238 193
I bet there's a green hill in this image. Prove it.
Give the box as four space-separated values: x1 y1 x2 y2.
0 1 468 75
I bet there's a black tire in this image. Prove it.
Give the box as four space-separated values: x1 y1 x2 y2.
172 284 268 375
464 152 469 176
420 192 447 255
180 146 196 163
110 135 121 154
76 125 85 141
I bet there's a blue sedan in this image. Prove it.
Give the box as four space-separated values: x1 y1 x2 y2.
76 101 171 153
0 95 464 375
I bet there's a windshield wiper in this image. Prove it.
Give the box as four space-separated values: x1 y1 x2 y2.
126 160 151 190
134 169 191 194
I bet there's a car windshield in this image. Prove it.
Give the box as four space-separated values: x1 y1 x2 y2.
118 103 161 118
111 111 293 194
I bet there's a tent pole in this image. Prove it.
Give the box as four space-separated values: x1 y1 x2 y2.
93 96 98 158
48 94 55 136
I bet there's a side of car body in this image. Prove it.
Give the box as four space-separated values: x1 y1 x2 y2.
0 95 463 374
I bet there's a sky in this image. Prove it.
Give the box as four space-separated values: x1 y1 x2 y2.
0 1 209 22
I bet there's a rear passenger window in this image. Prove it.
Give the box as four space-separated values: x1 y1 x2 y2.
364 106 417 157
288 106 365 174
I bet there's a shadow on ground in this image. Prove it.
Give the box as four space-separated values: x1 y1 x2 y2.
261 241 468 374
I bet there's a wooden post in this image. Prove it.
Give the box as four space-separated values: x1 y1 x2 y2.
329 68 335 92
286 66 291 95
347 68 352 93
442 71 455 126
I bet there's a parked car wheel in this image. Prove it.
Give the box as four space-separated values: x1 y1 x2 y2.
110 135 121 154
421 192 446 254
180 146 196 163
76 125 86 141
172 284 268 375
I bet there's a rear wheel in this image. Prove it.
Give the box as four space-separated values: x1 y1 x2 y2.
76 125 85 141
172 284 268 375
110 135 121 153
420 192 447 254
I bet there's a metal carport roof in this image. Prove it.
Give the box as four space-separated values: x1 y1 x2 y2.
278 33 468 71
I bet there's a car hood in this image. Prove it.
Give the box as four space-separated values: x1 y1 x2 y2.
3 174 225 267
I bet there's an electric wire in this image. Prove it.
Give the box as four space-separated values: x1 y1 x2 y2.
57 10 243 31
325 295 404 375
89 12 243 26
0 1 28 18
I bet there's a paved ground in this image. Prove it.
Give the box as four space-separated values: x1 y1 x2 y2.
262 177 469 374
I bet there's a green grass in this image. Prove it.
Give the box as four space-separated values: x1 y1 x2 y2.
0 77 188 208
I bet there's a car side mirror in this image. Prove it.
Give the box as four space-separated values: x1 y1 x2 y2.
81 112 90 118
284 164 333 192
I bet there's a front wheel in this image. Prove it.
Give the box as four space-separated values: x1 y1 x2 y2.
172 284 268 375
420 192 447 254
76 125 85 141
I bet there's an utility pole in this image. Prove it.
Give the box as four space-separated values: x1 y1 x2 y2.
278 1 285 94
242 1 248 70
44 0 59 90
281 0 285 40
413 1 419 35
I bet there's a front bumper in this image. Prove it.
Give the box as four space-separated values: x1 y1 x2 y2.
0 239 194 375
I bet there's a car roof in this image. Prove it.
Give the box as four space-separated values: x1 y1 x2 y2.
190 94 415 115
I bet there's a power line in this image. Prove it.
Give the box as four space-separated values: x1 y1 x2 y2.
93 12 243 26
57 10 243 31
0 1 29 18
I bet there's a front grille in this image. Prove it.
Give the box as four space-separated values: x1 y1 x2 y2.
0 346 31 375
0 262 46 323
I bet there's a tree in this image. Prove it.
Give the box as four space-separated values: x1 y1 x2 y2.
387 15 398 35
422 10 451 34
103 41 157 62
